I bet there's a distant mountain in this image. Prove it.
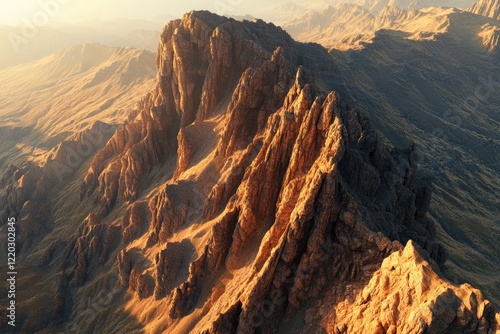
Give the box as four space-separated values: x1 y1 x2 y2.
0 43 155 169
198 0 477 25
284 5 500 307
351 0 476 12
258 0 477 23
283 5 458 50
0 19 162 69
469 0 500 19
284 3 500 54
283 3 374 45
112 29 160 52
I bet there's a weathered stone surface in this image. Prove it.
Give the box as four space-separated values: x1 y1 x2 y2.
31 10 499 334
62 213 122 285
328 240 497 334
215 46 294 159
154 241 195 299
117 249 134 287
122 201 149 242
469 0 500 20
147 183 192 246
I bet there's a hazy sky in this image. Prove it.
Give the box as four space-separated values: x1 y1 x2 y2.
0 0 258 25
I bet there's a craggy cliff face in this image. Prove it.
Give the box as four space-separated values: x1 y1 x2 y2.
1 10 498 334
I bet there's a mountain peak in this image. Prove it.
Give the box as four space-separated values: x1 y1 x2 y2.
0 9 498 334
469 0 500 20
74 10 498 333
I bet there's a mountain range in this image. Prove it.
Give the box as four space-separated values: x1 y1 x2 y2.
283 3 500 50
0 1 499 333
285 0 500 307
244 0 477 23
0 19 163 70
469 0 500 19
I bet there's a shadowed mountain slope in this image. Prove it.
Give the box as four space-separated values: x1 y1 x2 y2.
282 3 500 307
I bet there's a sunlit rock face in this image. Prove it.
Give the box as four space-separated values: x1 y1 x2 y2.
469 0 500 20
0 10 498 334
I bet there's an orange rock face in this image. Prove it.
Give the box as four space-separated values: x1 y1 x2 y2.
75 11 500 333
1 10 498 334
329 240 497 334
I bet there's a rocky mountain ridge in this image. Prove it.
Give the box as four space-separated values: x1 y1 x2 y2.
0 10 498 334
283 4 477 50
250 0 476 24
469 0 500 20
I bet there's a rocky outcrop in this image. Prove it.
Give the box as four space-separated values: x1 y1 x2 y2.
167 209 239 319
479 23 500 57
122 201 149 242
329 240 497 334
117 248 155 299
146 183 193 246
168 251 208 319
108 11 496 333
115 57 459 333
80 94 178 212
0 121 114 252
185 69 494 331
28 10 498 334
154 241 195 299
129 268 155 300
469 0 500 20
192 69 448 333
117 249 134 287
79 11 334 213
63 213 122 285
200 302 242 334
215 46 294 159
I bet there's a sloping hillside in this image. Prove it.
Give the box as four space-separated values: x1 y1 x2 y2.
0 21 160 70
0 43 156 169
